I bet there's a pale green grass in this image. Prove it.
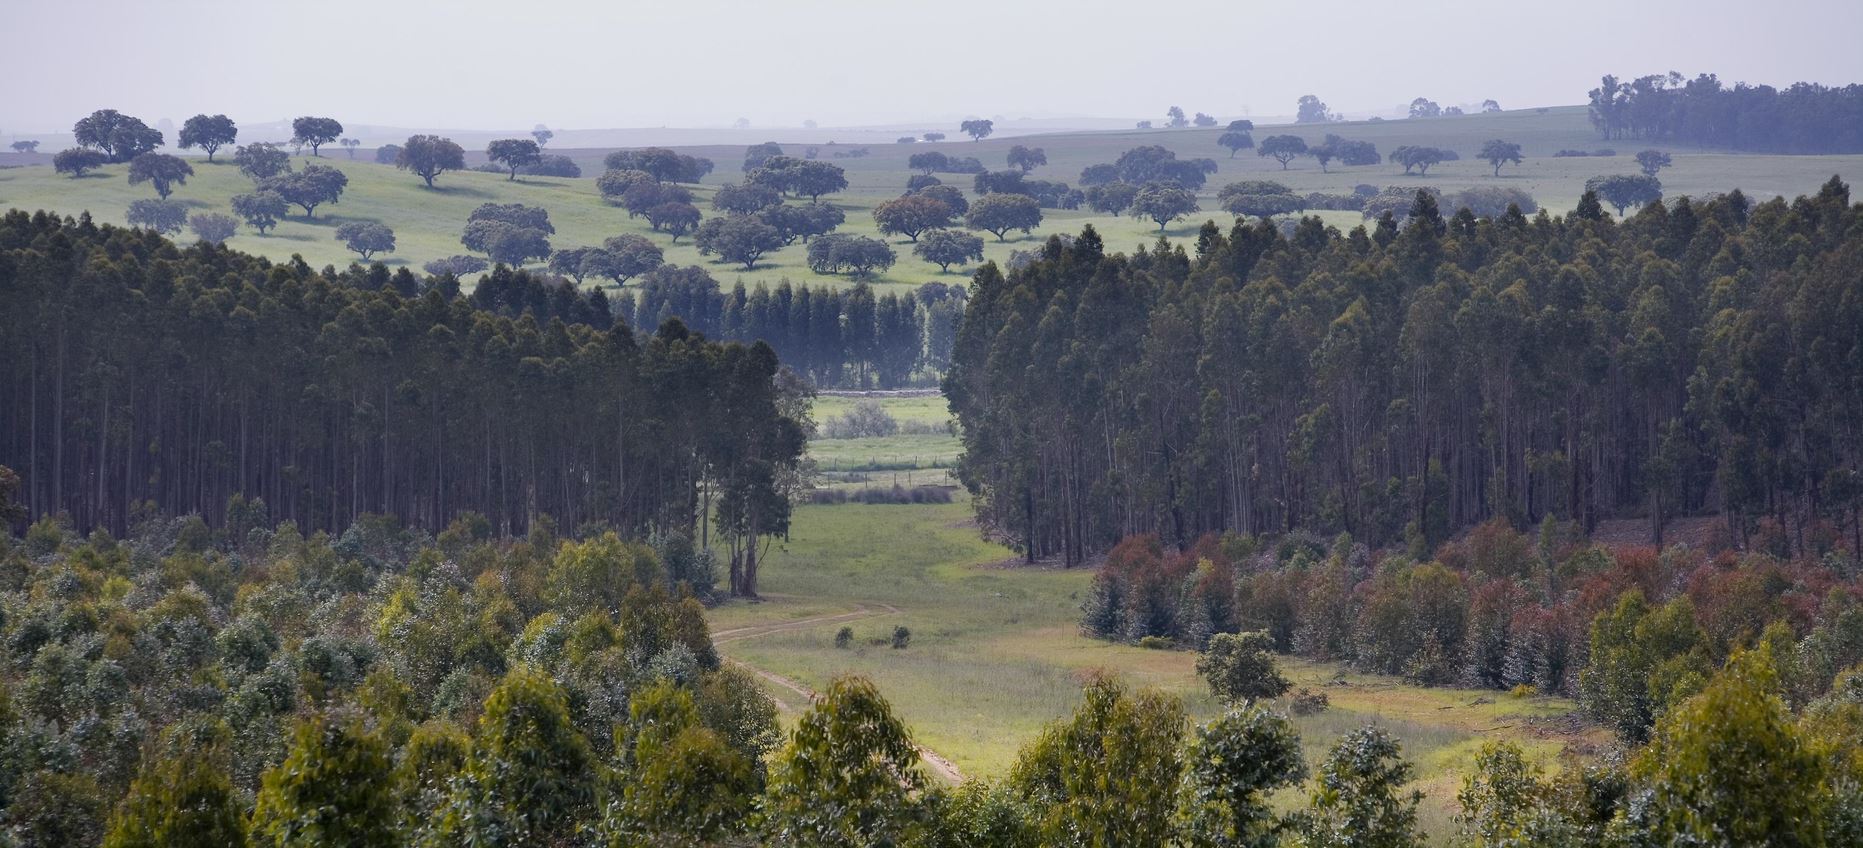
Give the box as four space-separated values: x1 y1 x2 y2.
6 107 1858 295
806 434 960 472
813 393 952 428
713 500 1601 841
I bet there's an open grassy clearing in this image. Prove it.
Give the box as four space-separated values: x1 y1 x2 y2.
812 391 952 428
712 499 1605 840
4 106 1857 295
808 392 961 489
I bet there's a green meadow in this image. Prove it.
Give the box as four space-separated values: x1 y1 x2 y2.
5 106 1858 297
711 498 1604 839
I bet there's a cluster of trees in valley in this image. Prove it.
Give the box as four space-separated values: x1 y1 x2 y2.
947 180 1863 567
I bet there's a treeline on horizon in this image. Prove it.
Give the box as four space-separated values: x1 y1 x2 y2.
1587 72 1863 153
0 210 806 595
946 180 1863 566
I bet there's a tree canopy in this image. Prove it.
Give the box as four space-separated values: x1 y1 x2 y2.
178 113 237 161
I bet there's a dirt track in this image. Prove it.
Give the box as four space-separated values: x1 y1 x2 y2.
716 600 965 784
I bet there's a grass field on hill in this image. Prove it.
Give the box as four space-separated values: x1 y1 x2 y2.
711 499 1604 839
4 106 1858 296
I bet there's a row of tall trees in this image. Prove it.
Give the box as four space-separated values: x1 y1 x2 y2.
947 179 1863 566
1587 72 1863 152
622 273 964 389
0 212 804 590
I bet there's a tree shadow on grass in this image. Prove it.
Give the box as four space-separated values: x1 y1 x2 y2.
423 183 497 199
292 211 387 229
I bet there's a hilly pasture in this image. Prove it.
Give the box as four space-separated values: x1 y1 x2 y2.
3 106 1859 297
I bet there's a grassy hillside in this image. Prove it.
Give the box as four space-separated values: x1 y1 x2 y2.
3 106 1857 296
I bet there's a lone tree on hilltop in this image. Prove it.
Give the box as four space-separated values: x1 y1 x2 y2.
178 114 237 162
291 116 343 156
10 140 39 153
487 138 542 180
960 118 994 141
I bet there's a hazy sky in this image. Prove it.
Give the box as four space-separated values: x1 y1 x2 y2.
5 0 1862 134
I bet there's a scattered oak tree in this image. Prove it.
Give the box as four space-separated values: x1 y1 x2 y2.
53 147 108 177
486 138 541 180
230 191 288 234
695 216 784 269
913 228 985 272
1007 145 1047 172
1258 135 1309 170
290 116 344 156
396 134 466 188
234 142 291 181
177 113 237 162
335 222 396 259
1479 139 1524 176
1129 182 1200 231
73 108 163 161
262 165 348 217
1219 130 1256 158
188 212 239 245
873 195 955 242
965 193 1042 241
1585 173 1664 215
961 118 994 141
1636 149 1673 177
462 204 555 265
127 152 193 198
126 198 187 234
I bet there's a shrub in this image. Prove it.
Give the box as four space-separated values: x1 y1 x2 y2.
1138 635 1174 650
891 626 911 649
1291 688 1331 715
821 400 898 439
835 627 854 649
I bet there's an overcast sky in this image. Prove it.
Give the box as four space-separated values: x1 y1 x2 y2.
5 0 1861 134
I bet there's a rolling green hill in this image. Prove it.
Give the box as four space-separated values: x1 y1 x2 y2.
3 106 1857 294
